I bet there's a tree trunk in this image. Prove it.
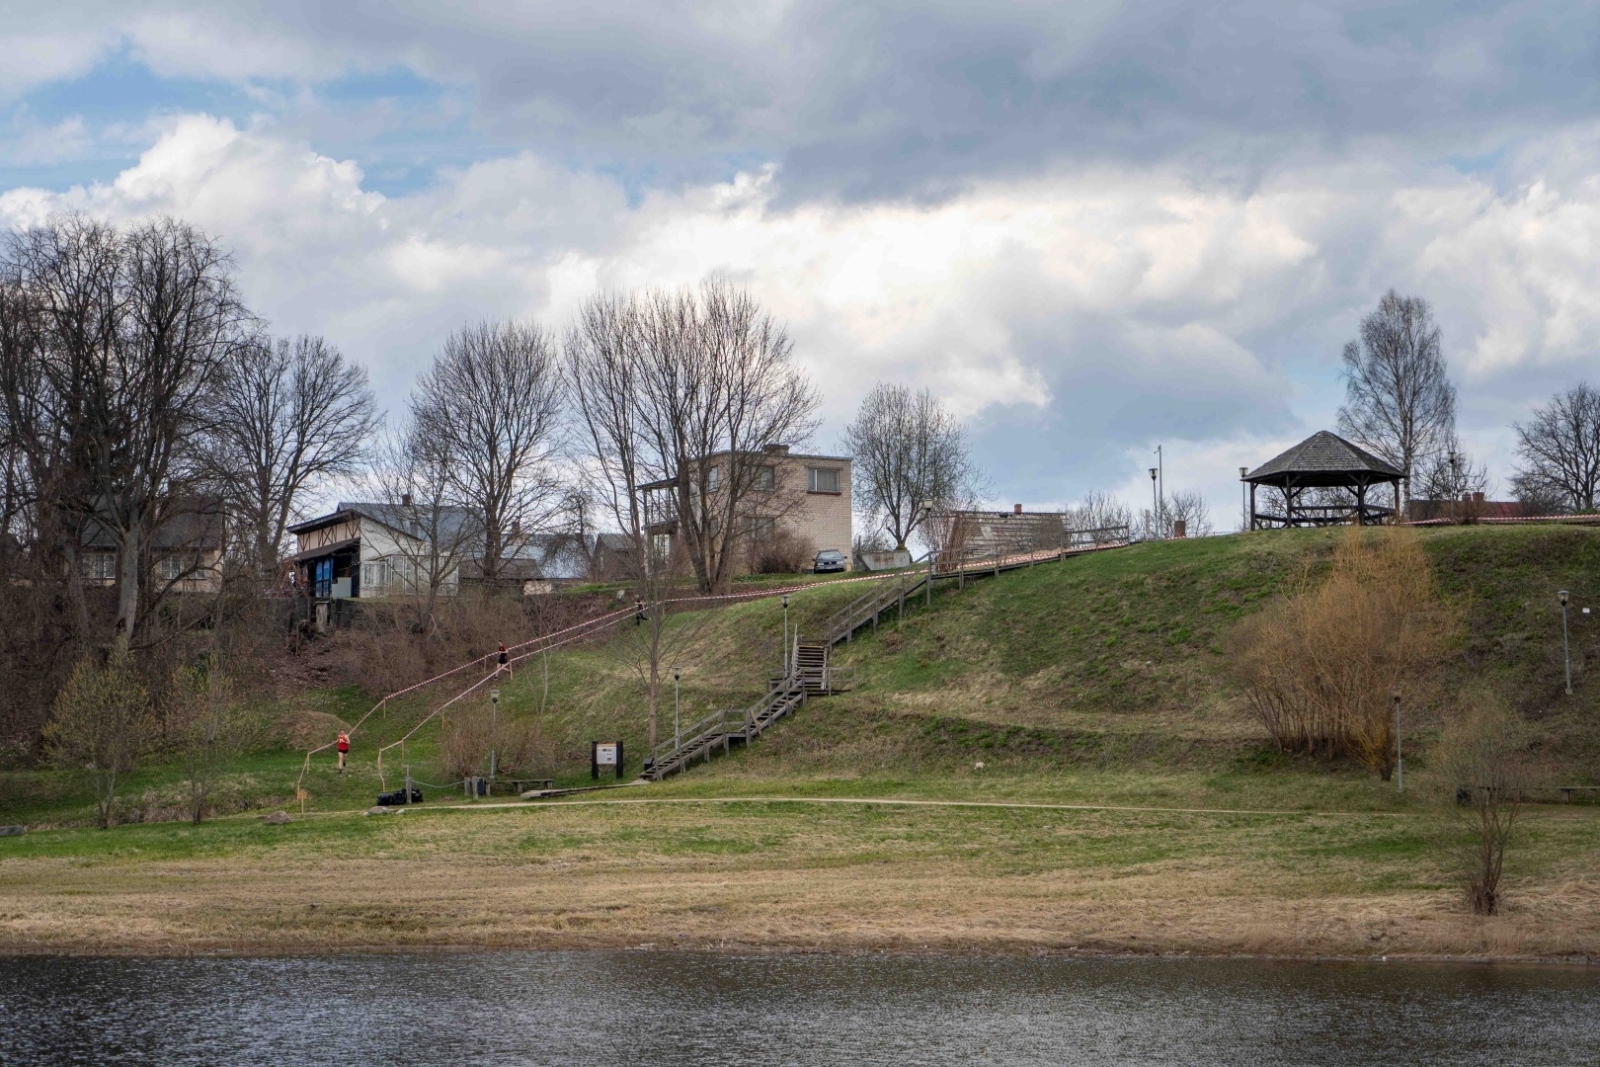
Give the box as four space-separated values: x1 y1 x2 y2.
113 528 141 656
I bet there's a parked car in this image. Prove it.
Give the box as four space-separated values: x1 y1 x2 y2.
813 549 847 573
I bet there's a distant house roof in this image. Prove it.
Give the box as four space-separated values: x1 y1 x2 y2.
82 500 225 552
288 502 482 545
1245 431 1404 488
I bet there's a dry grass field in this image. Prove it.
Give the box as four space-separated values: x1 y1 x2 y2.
3 785 1598 960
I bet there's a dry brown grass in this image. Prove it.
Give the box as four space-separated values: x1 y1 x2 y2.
3 799 1597 960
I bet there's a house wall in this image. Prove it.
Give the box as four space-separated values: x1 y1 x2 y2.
781 456 852 560
295 518 360 555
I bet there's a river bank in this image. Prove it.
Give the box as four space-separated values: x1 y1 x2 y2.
3 790 1598 961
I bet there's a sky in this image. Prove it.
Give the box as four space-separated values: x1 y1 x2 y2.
3 1 1600 529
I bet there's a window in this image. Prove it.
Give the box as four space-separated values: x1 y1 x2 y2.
808 467 840 493
156 556 186 581
754 466 776 491
746 516 776 542
362 561 394 595
706 465 721 491
82 553 117 580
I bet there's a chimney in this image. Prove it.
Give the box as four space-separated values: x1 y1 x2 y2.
1013 503 1023 515
1473 491 1485 503
402 493 412 507
762 443 791 456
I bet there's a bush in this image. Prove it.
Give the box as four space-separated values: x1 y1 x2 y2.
42 656 154 828
1435 693 1533 915
1229 527 1459 776
752 531 815 574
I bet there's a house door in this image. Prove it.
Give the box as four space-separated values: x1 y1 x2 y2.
314 557 333 598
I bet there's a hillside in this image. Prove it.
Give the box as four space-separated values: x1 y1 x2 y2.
4 524 1598 827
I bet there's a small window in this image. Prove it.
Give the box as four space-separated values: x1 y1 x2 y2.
156 556 186 581
808 467 839 493
754 466 776 491
83 553 117 580
706 465 721 491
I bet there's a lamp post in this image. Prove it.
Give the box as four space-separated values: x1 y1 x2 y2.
781 593 791 677
1156 444 1164 535
671 667 682 749
1149 467 1159 538
488 687 499 795
1392 686 1402 793
1239 467 1249 532
1560 590 1573 695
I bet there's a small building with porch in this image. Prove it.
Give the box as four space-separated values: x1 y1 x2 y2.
1243 431 1404 529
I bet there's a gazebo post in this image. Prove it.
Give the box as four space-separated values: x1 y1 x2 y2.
1355 483 1367 526
1393 477 1401 525
1249 482 1257 530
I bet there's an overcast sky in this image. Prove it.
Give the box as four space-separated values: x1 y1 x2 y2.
3 2 1599 526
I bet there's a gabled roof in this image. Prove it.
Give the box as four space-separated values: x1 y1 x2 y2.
1245 431 1404 487
82 499 225 551
289 502 482 545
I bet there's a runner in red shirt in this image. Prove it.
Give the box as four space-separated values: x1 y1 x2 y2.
337 732 350 774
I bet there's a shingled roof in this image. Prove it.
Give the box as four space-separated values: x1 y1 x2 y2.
1245 431 1404 487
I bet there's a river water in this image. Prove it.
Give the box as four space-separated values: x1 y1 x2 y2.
1 951 1594 1066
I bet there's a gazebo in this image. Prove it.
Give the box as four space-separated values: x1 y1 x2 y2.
1243 431 1404 529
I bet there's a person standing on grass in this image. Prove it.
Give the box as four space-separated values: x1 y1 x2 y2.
497 643 510 676
337 731 350 773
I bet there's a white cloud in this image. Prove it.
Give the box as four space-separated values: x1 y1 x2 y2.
6 113 1600 511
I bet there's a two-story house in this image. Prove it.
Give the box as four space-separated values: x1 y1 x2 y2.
641 443 852 571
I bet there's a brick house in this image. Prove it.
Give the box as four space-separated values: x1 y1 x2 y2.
641 444 853 572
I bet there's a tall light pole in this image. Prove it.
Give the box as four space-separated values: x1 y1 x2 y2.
1149 467 1159 538
1560 590 1573 695
671 667 682 749
1392 686 1403 793
1155 445 1164 536
488 687 499 795
781 593 791 677
1239 467 1249 532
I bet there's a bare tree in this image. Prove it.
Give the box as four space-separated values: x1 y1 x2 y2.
0 216 251 655
843 383 980 551
208 334 378 577
413 320 564 587
1415 436 1491 521
370 424 481 633
1512 382 1600 513
1435 694 1531 916
565 293 649 580
1337 291 1456 503
1165 490 1212 537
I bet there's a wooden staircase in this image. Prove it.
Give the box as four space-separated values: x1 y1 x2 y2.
641 536 1130 782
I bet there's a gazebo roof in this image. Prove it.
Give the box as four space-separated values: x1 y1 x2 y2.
1245 431 1404 488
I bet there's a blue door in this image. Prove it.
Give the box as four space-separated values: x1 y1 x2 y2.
314 558 333 598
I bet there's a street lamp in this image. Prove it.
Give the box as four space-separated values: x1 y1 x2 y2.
488 687 500 794
1149 467 1159 538
781 593 791 677
1560 590 1573 695
1239 467 1249 532
1392 686 1403 793
671 667 682 749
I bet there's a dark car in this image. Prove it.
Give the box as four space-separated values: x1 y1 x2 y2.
813 549 847 574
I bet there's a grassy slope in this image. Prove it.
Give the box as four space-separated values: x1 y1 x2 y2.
5 525 1598 826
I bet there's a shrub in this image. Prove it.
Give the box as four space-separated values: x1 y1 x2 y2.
1435 693 1532 915
752 531 816 574
1229 526 1459 776
43 656 154 828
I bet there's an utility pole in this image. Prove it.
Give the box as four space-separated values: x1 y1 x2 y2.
1560 590 1573 695
1156 445 1164 537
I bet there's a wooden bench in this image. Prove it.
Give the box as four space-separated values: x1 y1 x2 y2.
509 779 555 795
1560 786 1600 803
